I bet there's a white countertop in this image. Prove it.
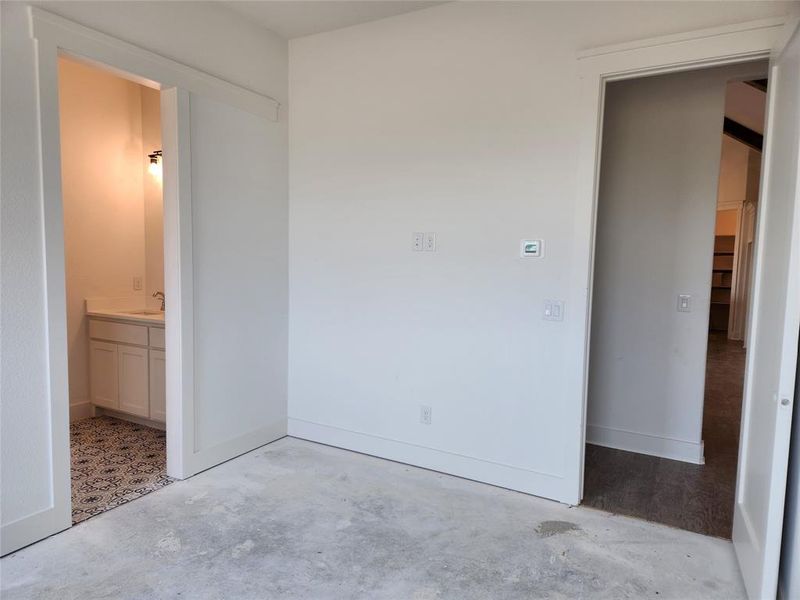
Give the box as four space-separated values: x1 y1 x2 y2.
87 308 165 326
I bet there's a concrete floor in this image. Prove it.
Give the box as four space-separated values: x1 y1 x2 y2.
2 438 745 599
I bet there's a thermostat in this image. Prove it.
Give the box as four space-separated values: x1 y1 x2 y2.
521 239 543 258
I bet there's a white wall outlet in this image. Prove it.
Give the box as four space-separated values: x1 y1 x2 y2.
521 239 543 258
133 276 143 291
543 300 565 321
413 232 424 252
424 232 436 252
420 405 432 425
677 294 692 312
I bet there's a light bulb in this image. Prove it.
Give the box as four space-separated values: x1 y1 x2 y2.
148 159 162 178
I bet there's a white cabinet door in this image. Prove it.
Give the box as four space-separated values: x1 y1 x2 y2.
149 350 166 422
89 340 118 409
118 345 149 418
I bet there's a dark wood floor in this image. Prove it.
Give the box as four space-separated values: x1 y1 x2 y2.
583 332 746 539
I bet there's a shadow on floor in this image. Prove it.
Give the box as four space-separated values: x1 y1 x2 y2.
582 332 745 539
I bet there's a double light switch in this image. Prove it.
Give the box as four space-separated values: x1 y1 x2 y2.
413 232 437 252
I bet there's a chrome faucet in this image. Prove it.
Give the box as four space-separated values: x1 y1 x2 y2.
153 291 165 311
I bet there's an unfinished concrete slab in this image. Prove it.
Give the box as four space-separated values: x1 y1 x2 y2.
1 438 745 599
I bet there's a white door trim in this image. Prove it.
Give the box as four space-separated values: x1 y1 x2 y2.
28 7 280 121
1 7 279 556
160 87 196 479
570 17 786 506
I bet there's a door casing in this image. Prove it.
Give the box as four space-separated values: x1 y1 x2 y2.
573 14 798 600
0 7 280 557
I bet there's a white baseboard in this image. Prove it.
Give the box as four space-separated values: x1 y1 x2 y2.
95 406 165 431
69 400 94 422
587 424 705 464
183 417 287 478
288 417 575 504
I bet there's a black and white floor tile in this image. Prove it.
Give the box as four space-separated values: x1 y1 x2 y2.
70 416 173 524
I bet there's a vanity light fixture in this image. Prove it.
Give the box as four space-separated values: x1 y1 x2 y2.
147 150 162 177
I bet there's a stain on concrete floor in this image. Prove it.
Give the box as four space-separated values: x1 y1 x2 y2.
535 520 581 538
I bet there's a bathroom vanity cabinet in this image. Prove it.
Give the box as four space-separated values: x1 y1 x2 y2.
88 315 165 423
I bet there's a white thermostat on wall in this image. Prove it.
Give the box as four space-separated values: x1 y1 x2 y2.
520 239 543 258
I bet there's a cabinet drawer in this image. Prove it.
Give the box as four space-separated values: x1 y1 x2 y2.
149 327 165 350
89 319 148 346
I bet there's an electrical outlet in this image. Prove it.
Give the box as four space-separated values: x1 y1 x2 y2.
420 405 432 425
413 232 424 252
424 232 436 252
133 276 143 291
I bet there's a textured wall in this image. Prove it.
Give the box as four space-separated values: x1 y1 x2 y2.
288 1 793 500
59 58 148 412
1 0 287 538
588 63 765 463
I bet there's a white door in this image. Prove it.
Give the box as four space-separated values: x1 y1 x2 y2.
733 20 800 600
89 340 118 409
117 345 149 418
167 91 288 476
149 350 166 423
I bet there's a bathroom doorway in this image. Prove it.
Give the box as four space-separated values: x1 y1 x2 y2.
7 8 284 556
57 56 171 523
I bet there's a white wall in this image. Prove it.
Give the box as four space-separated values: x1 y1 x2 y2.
288 1 793 501
141 86 164 302
587 63 764 464
1 0 287 546
718 135 751 209
59 58 153 419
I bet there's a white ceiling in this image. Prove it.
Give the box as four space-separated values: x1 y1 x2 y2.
725 81 766 135
219 1 447 39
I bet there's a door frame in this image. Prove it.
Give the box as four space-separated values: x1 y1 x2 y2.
570 16 790 505
0 7 279 556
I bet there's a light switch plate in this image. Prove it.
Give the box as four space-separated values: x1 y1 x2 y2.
521 239 543 258
133 276 143 291
424 232 436 252
544 300 565 321
413 232 424 252
677 294 692 312
420 405 432 425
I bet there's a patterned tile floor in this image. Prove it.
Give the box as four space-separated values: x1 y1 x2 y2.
70 416 173 524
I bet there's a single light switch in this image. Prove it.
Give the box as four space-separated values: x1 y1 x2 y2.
521 239 543 258
677 294 692 312
133 276 143 291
